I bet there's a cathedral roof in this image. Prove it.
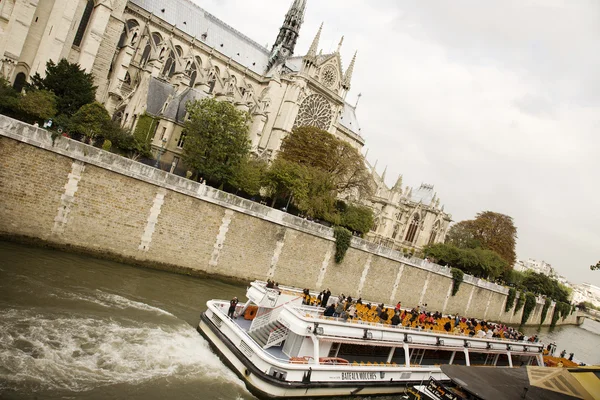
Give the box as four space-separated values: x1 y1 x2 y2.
339 103 361 136
130 0 270 74
409 184 435 206
146 77 208 123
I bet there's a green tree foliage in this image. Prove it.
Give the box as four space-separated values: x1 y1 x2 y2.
229 157 268 196
263 158 310 207
340 204 374 235
132 113 158 148
591 261 600 271
18 89 57 121
333 226 352 264
279 126 372 199
550 302 571 327
540 298 552 324
69 102 111 141
0 77 20 113
181 98 251 184
445 221 481 249
521 292 537 325
446 211 517 271
521 272 570 303
505 288 517 312
577 301 600 312
451 268 464 296
30 59 96 117
423 243 506 280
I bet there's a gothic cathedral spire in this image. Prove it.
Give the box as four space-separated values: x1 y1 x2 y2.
268 0 307 70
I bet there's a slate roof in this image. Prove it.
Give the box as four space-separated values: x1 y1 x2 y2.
145 78 173 116
338 102 361 136
146 77 208 123
130 0 270 74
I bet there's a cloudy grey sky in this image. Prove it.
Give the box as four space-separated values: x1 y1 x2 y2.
196 0 600 287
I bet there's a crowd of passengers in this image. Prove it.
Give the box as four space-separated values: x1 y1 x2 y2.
298 286 538 342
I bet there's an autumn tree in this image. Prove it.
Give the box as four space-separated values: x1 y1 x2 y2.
279 126 372 199
29 59 97 117
181 98 251 184
446 211 517 271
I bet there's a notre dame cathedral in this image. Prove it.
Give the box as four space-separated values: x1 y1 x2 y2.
0 0 451 252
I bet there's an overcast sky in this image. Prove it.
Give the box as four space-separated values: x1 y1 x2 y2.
195 0 600 287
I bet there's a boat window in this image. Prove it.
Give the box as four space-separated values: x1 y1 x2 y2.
418 349 455 366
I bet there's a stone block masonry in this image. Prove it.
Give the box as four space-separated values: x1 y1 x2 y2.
0 115 578 326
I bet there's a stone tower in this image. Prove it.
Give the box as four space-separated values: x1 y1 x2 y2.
267 0 307 70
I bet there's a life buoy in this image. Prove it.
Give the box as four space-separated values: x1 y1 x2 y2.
244 305 258 320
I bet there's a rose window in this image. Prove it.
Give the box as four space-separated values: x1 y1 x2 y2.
321 65 337 88
293 94 332 131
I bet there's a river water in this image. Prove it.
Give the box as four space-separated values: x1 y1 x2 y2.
0 241 599 399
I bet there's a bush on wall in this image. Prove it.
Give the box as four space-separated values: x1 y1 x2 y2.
333 226 352 264
540 298 551 325
521 292 536 325
505 287 516 312
451 268 464 296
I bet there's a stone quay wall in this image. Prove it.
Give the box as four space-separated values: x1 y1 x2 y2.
0 115 578 326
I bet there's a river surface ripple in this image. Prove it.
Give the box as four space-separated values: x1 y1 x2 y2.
0 241 598 399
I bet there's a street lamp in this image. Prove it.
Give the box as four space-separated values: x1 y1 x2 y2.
154 137 167 169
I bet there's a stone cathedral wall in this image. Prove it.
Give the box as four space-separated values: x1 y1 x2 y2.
0 115 578 327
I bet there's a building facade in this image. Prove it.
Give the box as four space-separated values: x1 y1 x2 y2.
1 0 364 168
0 0 451 250
363 162 452 253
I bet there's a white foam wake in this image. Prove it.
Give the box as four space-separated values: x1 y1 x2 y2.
48 289 176 317
0 308 244 392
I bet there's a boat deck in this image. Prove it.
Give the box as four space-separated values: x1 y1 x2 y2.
229 312 290 361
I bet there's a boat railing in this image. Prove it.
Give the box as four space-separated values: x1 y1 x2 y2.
288 305 541 347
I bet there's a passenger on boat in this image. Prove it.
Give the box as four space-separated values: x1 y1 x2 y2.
324 303 335 317
334 302 344 317
320 288 331 307
228 297 238 318
391 312 401 326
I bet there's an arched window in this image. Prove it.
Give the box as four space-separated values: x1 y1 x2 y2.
175 46 183 57
140 33 162 66
208 67 218 93
188 63 197 87
162 50 176 77
428 221 441 245
73 0 94 47
13 72 26 92
392 224 400 240
118 20 139 48
404 214 420 243
176 132 187 148
123 72 131 85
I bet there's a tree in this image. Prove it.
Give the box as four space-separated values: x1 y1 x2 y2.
591 261 600 271
229 157 268 196
181 98 251 184
340 203 374 235
18 89 57 121
445 220 481 249
0 77 19 114
29 59 97 117
69 102 111 142
279 126 372 199
263 158 310 208
423 243 506 280
446 211 517 271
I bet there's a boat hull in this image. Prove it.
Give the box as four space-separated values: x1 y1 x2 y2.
198 312 423 399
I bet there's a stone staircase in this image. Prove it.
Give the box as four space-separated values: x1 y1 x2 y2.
249 320 289 349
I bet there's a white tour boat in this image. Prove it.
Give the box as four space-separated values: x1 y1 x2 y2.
197 280 544 399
